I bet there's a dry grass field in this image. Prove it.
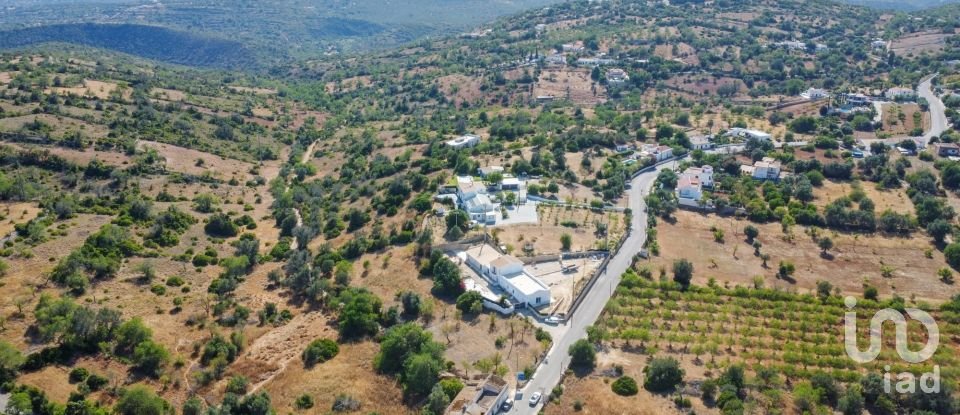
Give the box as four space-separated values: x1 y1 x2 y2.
534 68 605 106
645 209 949 303
890 31 948 56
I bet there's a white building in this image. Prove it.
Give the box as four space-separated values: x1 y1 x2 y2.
640 144 673 162
606 68 630 86
740 157 781 181
842 93 871 106
561 43 584 53
689 135 713 150
801 88 830 100
727 128 772 142
872 39 887 51
885 87 916 101
676 166 713 206
446 134 481 149
457 177 496 223
446 375 509 415
477 165 504 178
464 245 551 308
577 57 617 66
545 53 566 65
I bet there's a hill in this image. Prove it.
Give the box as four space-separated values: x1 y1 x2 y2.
0 0 565 68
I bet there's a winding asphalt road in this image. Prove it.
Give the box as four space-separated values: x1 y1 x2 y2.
502 80 951 415
863 75 948 148
507 160 676 414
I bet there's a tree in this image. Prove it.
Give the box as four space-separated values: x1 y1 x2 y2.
838 385 865 415
192 193 219 213
778 261 796 279
816 281 833 301
568 339 596 369
456 291 484 315
114 386 171 415
302 339 339 367
115 318 152 356
182 397 204 415
374 323 444 375
205 213 239 237
612 376 639 396
337 289 382 339
644 357 684 392
0 340 23 383
927 219 952 244
560 233 572 251
789 116 818 134
403 353 442 397
133 340 169 378
946 243 960 270
818 237 833 254
672 259 693 289
432 257 463 296
743 225 759 242
425 383 451 415
445 209 471 235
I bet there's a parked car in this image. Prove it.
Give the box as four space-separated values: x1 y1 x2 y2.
545 315 562 325
529 391 542 406
501 398 514 410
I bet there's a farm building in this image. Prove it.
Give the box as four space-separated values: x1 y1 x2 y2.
463 244 551 308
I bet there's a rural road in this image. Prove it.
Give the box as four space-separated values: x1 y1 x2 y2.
919 76 948 144
864 75 947 148
507 160 676 415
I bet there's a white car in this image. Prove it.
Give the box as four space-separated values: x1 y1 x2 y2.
501 398 513 410
528 391 542 406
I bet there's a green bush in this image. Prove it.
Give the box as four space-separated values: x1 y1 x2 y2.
644 357 684 392
302 339 339 367
611 376 639 396
68 367 89 383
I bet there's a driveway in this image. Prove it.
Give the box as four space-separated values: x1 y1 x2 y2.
495 202 539 226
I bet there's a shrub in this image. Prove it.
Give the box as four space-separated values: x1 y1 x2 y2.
644 357 684 392
568 339 596 369
611 376 639 396
331 394 360 412
205 213 239 237
68 367 89 383
295 394 314 410
85 373 108 391
455 291 484 314
302 339 339 367
165 276 185 287
946 243 960 269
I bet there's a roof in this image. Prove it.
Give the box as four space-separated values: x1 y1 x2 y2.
445 376 508 415
501 177 522 186
491 255 523 269
689 135 711 144
502 271 550 296
938 143 960 149
465 244 503 267
678 175 700 189
465 194 493 212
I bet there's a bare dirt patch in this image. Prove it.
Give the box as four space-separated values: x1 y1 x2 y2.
48 80 129 101
891 31 947 56
534 68 605 106
137 140 255 180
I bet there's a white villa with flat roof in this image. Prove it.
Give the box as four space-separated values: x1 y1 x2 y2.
741 157 782 181
727 128 772 142
464 244 551 308
676 166 713 206
446 134 481 149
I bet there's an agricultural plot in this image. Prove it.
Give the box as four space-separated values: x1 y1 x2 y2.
600 277 960 386
493 204 627 255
